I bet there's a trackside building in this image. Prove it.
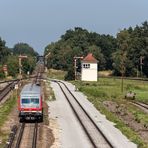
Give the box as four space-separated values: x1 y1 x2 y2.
81 53 98 81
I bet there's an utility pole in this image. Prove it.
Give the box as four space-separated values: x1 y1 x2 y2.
74 56 83 80
117 30 128 93
44 52 51 72
120 44 127 93
136 65 139 78
140 56 144 77
121 50 124 93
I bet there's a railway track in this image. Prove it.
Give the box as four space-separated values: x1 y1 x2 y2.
0 74 40 103
132 101 148 112
55 80 113 148
32 123 38 148
0 80 19 102
15 123 25 148
10 122 38 148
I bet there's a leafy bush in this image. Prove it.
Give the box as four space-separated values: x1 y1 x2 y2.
0 72 5 79
64 68 75 80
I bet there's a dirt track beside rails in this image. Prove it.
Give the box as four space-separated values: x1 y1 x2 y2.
103 101 148 143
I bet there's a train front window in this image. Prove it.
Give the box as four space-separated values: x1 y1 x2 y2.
22 99 30 104
31 98 39 104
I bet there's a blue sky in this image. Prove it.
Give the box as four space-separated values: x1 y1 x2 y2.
0 0 148 54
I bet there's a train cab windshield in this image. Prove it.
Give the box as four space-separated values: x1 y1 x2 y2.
31 98 39 104
22 99 30 104
21 98 39 107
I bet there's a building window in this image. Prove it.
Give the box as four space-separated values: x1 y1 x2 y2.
83 64 90 69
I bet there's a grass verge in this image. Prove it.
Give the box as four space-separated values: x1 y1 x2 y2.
0 93 17 147
44 81 55 101
47 69 66 80
73 78 148 148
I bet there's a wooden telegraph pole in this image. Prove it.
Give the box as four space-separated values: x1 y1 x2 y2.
140 56 144 77
120 43 127 93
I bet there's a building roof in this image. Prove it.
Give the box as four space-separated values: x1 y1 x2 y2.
82 53 97 63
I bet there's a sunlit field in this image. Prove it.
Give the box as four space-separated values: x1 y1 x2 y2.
47 69 66 80
74 77 148 103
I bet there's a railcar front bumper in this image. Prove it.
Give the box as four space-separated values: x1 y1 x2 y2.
19 111 43 120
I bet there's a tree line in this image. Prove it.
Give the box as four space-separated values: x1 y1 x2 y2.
44 21 148 79
0 40 38 79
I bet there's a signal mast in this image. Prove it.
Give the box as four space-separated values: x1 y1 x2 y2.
18 55 27 77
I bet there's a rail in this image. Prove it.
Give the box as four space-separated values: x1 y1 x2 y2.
15 123 25 148
32 122 38 148
132 101 148 111
0 81 18 102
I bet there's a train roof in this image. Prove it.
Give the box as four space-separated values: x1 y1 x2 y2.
20 83 41 97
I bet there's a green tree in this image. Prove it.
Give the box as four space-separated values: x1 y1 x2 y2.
64 67 75 80
116 30 130 92
45 22 148 77
45 27 116 71
22 56 36 75
13 43 38 56
6 55 19 77
112 30 130 76
0 65 5 79
0 37 11 64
